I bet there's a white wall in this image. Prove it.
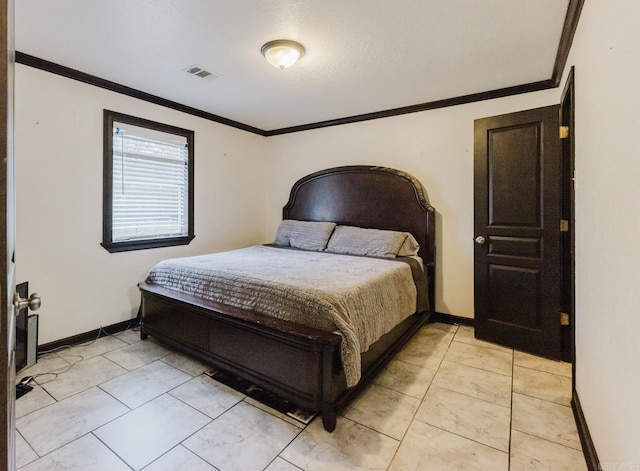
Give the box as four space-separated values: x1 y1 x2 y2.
16 61 560 343
263 90 558 317
563 0 640 465
15 65 268 344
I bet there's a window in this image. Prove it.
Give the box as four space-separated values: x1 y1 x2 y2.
102 110 195 252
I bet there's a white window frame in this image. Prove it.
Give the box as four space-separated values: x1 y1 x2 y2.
102 110 195 252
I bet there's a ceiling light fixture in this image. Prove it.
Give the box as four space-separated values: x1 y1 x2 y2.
261 39 305 70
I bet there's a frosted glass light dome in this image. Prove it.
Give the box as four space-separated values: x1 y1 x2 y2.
261 40 305 70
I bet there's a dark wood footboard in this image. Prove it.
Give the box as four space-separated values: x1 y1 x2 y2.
139 282 429 431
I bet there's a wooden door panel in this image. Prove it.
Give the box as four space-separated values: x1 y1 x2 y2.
488 265 540 328
488 236 541 258
488 124 541 227
475 105 561 359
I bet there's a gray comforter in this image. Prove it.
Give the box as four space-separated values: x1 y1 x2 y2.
145 245 422 386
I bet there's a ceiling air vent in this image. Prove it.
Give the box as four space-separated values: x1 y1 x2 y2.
183 65 219 81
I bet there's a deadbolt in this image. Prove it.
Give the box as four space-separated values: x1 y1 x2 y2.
13 292 42 313
474 236 486 245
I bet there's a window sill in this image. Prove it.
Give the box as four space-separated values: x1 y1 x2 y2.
101 235 195 253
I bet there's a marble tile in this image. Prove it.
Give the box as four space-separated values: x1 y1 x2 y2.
514 351 572 378
95 394 211 471
18 433 131 471
16 387 129 456
513 366 572 406
341 383 420 440
444 341 513 376
265 457 303 471
100 360 192 409
453 325 513 353
389 420 509 471
65 334 129 360
184 401 300 471
169 375 245 419
12 310 587 471
40 355 128 401
144 445 218 471
115 328 143 344
373 358 435 399
431 360 512 407
394 336 448 371
281 416 399 471
510 430 587 471
16 384 56 418
16 431 38 469
453 325 475 337
243 396 306 429
160 351 209 376
512 393 581 450
412 325 456 349
104 338 170 370
414 385 511 452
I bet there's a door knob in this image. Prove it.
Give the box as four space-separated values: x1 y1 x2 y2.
13 292 42 312
474 236 486 245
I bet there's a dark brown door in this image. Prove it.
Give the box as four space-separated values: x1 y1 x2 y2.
1 0 16 469
560 68 576 365
474 105 562 359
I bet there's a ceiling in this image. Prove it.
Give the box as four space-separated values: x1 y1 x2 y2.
15 0 574 133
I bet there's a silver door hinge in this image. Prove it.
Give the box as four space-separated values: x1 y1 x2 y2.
560 126 569 139
560 312 570 326
560 219 569 232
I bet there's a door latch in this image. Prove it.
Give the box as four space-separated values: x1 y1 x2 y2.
13 292 42 313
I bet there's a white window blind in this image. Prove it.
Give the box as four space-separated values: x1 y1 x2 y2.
112 121 189 242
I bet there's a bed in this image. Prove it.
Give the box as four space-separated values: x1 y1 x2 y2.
138 165 436 431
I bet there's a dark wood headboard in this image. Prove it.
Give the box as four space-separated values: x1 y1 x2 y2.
283 166 436 302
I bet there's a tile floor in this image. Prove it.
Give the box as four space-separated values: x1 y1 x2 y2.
14 322 587 471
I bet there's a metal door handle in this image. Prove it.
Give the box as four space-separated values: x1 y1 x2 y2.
474 236 486 245
13 292 42 312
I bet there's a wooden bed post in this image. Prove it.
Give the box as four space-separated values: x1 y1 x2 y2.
321 342 338 432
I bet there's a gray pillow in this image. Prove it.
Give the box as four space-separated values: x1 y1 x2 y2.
398 233 420 256
326 226 409 259
273 220 336 251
